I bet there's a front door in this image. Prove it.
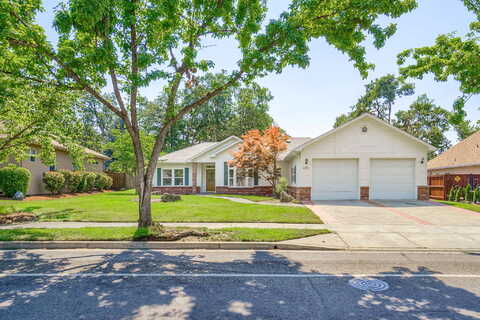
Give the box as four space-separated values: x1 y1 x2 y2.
206 168 216 192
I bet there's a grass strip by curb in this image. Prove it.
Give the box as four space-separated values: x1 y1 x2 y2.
0 227 330 242
434 200 480 213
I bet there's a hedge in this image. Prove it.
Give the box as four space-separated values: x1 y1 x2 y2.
44 169 112 194
95 173 113 191
0 166 31 197
43 171 65 194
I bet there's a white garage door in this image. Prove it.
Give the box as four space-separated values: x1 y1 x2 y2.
370 159 415 200
312 159 359 200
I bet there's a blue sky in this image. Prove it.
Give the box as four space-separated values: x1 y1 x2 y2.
37 0 479 142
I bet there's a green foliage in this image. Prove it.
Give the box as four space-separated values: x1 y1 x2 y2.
448 187 456 201
394 95 451 158
79 172 97 192
455 187 463 202
42 171 65 195
141 73 274 151
58 170 79 193
95 173 113 191
398 3 480 140
465 184 472 202
335 74 415 127
107 130 155 174
275 177 288 195
473 188 479 203
0 165 31 197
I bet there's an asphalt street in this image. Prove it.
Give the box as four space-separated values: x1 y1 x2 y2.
0 249 479 319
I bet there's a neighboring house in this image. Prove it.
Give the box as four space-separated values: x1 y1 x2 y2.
154 113 435 201
2 141 109 195
428 131 480 175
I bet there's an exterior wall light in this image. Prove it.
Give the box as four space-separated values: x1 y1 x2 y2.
421 157 425 164
305 158 309 165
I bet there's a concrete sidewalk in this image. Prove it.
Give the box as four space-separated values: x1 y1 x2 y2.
1 221 480 251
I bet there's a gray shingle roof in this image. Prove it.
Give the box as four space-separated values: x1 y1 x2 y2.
278 137 311 160
158 142 217 162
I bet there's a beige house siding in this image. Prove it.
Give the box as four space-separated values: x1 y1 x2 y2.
429 165 480 176
1 147 106 196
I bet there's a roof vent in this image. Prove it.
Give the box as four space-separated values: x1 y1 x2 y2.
361 126 368 133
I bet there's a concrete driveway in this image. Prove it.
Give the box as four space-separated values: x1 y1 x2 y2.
302 200 480 250
310 200 480 226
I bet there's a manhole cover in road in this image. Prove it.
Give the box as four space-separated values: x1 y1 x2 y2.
349 278 389 292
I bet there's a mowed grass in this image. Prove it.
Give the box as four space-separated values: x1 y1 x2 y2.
0 227 329 242
213 194 276 202
435 200 480 213
0 190 321 223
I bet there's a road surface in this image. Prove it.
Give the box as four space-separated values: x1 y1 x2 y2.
0 249 479 319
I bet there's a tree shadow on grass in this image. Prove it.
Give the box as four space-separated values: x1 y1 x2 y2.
0 250 478 319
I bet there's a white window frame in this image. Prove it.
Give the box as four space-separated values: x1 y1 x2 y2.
228 167 254 187
161 168 185 186
291 165 297 185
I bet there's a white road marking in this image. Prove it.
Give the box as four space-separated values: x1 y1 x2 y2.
0 273 479 278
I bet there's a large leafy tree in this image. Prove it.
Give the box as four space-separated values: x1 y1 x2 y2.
141 73 273 152
0 76 82 164
398 0 480 140
394 95 451 158
334 74 414 127
0 0 418 227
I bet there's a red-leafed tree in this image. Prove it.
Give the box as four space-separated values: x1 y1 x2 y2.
229 126 289 193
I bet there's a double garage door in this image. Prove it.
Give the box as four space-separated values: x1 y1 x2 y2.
311 159 415 200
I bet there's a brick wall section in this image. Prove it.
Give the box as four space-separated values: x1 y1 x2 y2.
417 186 429 200
287 186 311 201
360 186 369 200
153 186 200 194
215 186 273 196
192 163 197 188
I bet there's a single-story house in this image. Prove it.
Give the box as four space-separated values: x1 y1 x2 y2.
428 130 480 175
1 141 110 195
154 113 435 201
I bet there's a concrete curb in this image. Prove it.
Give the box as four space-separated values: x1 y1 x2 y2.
0 241 478 252
0 241 341 251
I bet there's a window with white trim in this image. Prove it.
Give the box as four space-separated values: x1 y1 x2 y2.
291 165 297 185
228 167 254 187
162 168 185 186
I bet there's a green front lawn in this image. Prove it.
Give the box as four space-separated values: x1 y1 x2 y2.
214 194 276 202
0 190 321 223
0 227 329 242
434 200 480 213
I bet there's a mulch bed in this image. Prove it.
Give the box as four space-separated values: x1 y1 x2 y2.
0 190 113 201
0 212 37 225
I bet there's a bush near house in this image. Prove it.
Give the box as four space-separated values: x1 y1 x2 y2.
58 170 82 193
42 171 65 194
95 173 113 191
447 184 479 204
0 165 31 197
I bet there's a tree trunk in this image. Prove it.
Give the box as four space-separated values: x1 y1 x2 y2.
137 171 153 228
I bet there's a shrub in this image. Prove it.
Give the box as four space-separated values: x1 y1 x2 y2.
58 169 81 193
448 187 456 201
465 184 472 202
95 173 113 191
455 187 462 202
79 172 97 192
42 171 65 194
473 188 479 204
161 193 181 202
275 177 288 197
0 165 31 197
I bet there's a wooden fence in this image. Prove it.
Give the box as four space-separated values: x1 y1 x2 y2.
428 174 480 200
106 172 136 190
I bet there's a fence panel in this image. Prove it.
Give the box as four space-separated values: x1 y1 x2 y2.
428 174 480 200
